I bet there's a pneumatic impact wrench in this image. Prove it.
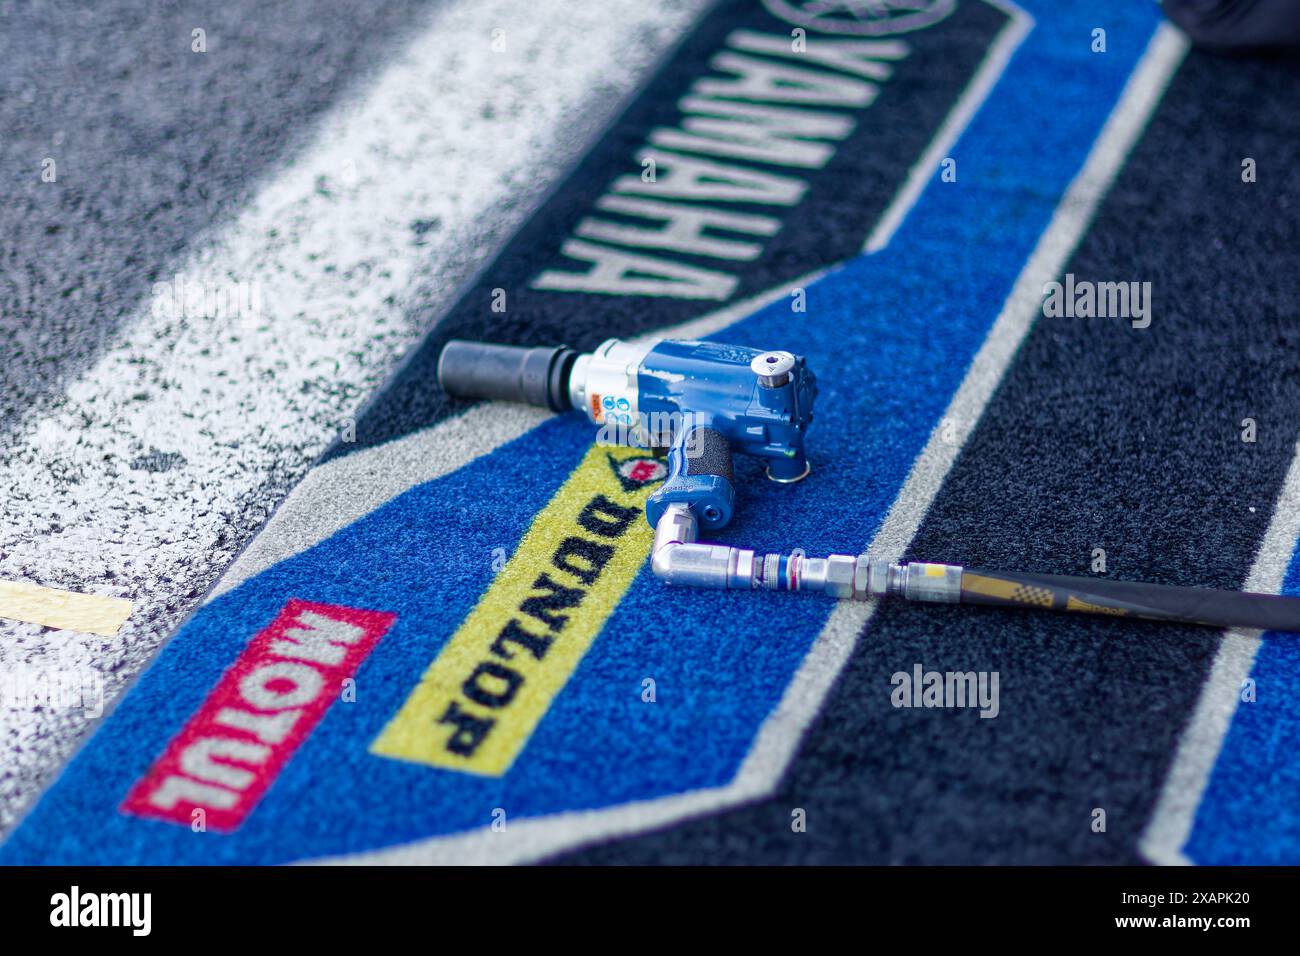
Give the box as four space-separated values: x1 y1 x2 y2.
438 337 817 534
438 338 1300 633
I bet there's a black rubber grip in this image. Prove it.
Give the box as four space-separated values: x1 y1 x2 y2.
437 340 576 412
683 427 733 481
962 568 1300 632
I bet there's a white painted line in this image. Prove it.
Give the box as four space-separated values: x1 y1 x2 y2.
0 0 710 832
863 0 1034 254
308 21 1190 866
1140 444 1300 866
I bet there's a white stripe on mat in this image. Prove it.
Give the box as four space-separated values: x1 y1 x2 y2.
1140 445 1300 866
0 0 710 833
306 19 1190 866
863 0 1033 254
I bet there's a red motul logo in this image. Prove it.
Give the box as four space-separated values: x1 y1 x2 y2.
122 599 395 831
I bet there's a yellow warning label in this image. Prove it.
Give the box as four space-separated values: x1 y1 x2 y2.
371 444 665 776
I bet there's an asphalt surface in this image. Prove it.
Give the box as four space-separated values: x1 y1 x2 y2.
0 1 446 438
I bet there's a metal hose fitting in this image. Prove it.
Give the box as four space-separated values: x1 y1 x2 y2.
648 504 963 601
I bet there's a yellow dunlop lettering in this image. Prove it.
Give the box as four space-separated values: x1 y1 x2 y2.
1066 595 1130 616
370 443 665 776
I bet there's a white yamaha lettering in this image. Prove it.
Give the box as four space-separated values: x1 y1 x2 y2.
531 28 910 300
